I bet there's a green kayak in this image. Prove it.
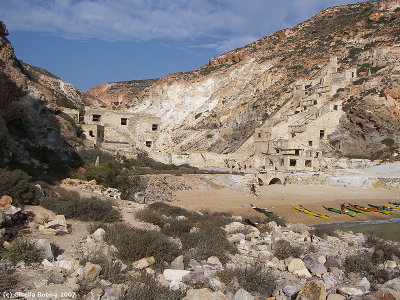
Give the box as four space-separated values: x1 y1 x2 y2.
389 202 400 206
345 205 366 214
322 205 355 217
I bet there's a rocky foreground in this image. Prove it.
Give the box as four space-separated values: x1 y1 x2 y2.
1 191 400 300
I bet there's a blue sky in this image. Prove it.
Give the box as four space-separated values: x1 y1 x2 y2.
1 0 368 92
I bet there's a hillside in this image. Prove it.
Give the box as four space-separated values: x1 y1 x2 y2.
0 20 84 170
85 0 400 159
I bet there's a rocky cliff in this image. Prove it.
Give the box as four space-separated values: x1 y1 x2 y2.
85 0 400 159
0 20 83 169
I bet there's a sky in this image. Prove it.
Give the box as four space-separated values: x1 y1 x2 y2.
1 0 368 92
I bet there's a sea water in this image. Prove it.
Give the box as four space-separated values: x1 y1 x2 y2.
336 218 400 241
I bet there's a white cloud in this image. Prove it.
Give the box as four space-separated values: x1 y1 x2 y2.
0 0 368 52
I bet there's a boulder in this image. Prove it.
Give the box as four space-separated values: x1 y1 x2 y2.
383 260 397 269
224 222 248 234
365 288 400 300
47 268 65 284
356 277 370 293
170 255 185 270
91 228 105 242
183 288 227 300
102 284 125 300
303 255 327 277
58 260 79 275
132 256 155 269
83 262 102 280
327 294 345 300
288 258 307 273
381 277 400 291
338 287 364 297
163 269 191 282
182 271 210 286
3 205 21 215
283 283 303 297
295 280 327 300
207 256 223 268
0 195 12 207
233 289 254 300
31 239 55 262
82 287 104 300
293 268 312 278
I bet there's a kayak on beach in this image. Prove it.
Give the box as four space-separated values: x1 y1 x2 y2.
389 202 400 206
368 204 396 212
250 204 274 217
292 205 329 219
322 205 355 217
349 203 391 215
345 205 367 214
383 205 400 210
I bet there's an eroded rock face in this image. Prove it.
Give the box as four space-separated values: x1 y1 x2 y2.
0 20 83 168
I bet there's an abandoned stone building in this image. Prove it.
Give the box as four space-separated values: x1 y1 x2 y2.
250 57 354 171
81 108 161 153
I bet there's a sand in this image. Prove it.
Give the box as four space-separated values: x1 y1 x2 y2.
172 185 400 225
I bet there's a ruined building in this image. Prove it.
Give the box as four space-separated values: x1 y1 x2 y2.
81 108 161 153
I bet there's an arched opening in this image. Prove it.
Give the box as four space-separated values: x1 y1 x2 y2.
257 178 265 186
269 178 282 185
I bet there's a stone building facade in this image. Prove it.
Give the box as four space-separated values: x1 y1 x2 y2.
82 108 161 153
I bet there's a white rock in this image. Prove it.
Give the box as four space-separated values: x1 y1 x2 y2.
356 277 370 292
41 259 54 268
132 256 155 269
293 268 312 278
171 255 185 270
91 228 105 241
31 239 54 262
338 287 364 296
317 255 326 265
383 260 397 269
183 288 227 300
207 256 222 267
163 269 191 282
327 294 346 300
287 258 306 273
233 288 254 300
83 262 102 280
58 260 77 274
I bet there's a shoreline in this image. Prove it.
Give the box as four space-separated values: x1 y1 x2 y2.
172 184 400 225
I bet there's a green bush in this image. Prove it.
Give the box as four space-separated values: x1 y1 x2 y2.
273 240 303 260
7 241 42 265
217 264 276 296
83 161 141 199
381 138 395 148
353 78 367 85
56 96 77 109
0 265 17 293
40 195 120 223
0 168 37 206
78 149 115 165
147 202 193 219
357 63 371 74
103 223 181 267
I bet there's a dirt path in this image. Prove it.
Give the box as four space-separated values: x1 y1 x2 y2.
172 185 400 225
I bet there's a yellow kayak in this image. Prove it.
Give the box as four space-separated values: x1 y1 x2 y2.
292 205 329 219
383 205 400 210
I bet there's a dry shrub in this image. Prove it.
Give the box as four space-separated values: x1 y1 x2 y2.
274 240 303 260
82 251 126 284
0 168 37 206
0 265 17 292
7 240 42 265
103 223 181 268
40 194 120 223
217 264 277 296
121 273 185 300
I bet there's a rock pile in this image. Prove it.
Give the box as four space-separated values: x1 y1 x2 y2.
61 178 121 199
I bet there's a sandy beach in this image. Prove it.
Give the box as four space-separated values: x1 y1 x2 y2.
172 185 400 225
